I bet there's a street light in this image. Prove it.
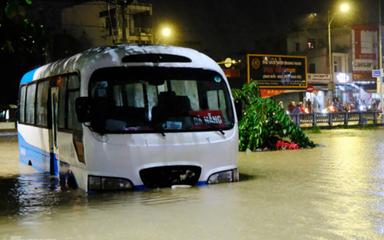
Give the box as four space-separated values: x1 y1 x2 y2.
161 26 172 38
339 3 351 13
327 2 351 99
157 24 174 44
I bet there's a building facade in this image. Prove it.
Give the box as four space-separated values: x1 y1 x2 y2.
62 0 153 47
286 17 381 113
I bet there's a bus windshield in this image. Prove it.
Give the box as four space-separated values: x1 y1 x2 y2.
89 67 234 133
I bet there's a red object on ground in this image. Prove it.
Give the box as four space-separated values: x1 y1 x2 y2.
275 140 299 150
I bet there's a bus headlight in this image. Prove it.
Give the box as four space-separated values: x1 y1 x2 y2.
88 175 133 191
207 169 239 184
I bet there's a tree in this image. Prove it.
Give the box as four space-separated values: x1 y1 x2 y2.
232 81 315 151
0 0 48 104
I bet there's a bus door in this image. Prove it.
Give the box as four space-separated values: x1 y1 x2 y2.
49 86 59 176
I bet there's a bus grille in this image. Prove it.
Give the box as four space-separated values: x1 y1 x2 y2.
139 166 201 188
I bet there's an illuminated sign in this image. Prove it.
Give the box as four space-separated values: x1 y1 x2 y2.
247 54 307 89
351 24 378 85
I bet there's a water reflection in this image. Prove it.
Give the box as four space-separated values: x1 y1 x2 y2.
0 173 83 217
0 130 384 239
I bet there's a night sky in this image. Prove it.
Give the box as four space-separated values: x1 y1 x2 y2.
146 0 379 59
145 0 331 58
0 0 381 105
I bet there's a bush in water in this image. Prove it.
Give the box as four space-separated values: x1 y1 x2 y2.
232 81 315 151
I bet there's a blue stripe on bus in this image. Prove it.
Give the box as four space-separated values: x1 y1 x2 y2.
50 152 59 176
20 68 39 85
18 132 51 173
196 181 207 187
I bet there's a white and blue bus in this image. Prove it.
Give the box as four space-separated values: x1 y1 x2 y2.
18 45 239 191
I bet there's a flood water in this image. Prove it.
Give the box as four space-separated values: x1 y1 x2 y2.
0 129 384 239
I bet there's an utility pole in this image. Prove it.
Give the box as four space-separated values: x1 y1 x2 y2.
379 0 384 123
120 0 127 43
328 11 334 100
118 0 133 43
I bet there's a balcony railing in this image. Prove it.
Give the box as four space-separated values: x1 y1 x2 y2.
289 111 382 128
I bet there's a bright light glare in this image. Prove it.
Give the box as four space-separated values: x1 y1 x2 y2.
161 27 172 38
339 2 351 13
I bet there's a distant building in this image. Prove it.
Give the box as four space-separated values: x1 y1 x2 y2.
285 14 381 112
62 0 153 47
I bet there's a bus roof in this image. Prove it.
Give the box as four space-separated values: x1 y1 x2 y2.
20 45 224 85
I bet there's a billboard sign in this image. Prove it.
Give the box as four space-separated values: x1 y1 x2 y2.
352 24 378 82
307 73 330 84
247 54 307 89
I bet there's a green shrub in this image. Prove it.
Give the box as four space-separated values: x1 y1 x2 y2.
232 81 315 151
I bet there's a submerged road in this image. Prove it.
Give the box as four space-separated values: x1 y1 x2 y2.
0 129 383 239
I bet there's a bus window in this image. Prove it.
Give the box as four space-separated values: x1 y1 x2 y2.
207 90 229 122
125 83 144 108
25 83 36 124
36 80 49 127
146 84 158 120
111 83 145 108
67 75 81 131
89 67 234 133
170 80 199 110
19 86 26 123
68 90 81 130
92 81 108 97
113 85 124 107
68 75 80 89
58 77 67 129
58 74 81 131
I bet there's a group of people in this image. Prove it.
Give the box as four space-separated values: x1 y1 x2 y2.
287 100 312 114
326 97 381 113
286 97 382 114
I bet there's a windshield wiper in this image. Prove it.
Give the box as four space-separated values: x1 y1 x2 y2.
217 128 225 136
153 124 166 137
207 125 225 136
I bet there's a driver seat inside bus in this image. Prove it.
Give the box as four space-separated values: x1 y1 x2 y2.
151 91 192 129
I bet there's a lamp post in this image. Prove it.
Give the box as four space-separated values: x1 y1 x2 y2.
327 11 334 100
327 2 351 99
378 0 384 122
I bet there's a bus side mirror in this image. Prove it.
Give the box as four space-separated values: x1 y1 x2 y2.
234 99 243 121
75 97 93 123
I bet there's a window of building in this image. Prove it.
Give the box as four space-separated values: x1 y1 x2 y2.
309 63 316 73
334 60 339 72
106 16 117 36
317 38 325 48
19 86 26 123
36 80 49 127
25 83 37 124
100 9 117 37
295 42 300 52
